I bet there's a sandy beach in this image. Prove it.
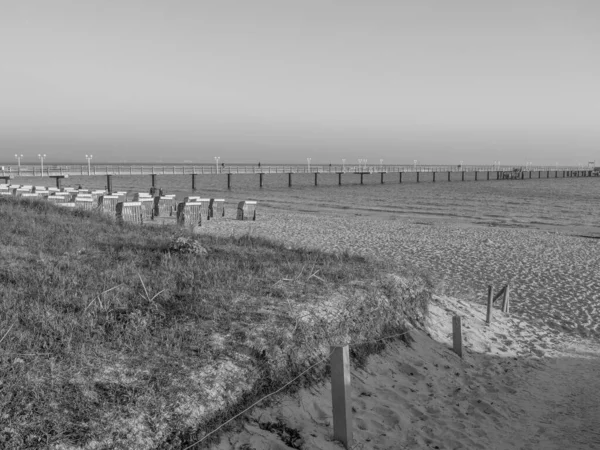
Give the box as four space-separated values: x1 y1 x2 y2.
194 207 600 449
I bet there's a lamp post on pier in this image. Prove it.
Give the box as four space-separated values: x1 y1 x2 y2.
214 156 220 173
85 154 93 175
15 154 23 175
342 158 346 172
358 159 367 172
38 154 46 176
307 157 311 172
380 159 383 171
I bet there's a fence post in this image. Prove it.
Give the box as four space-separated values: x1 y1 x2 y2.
502 285 510 313
331 345 352 448
486 285 493 325
452 316 463 358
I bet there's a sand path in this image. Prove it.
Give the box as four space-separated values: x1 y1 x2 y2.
214 296 600 449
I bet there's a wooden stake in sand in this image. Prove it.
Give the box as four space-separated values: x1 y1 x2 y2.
331 345 352 448
486 285 494 325
452 315 463 358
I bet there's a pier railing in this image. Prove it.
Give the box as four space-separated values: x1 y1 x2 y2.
0 164 589 177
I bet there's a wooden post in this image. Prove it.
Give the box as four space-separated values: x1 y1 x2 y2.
452 316 463 358
501 285 510 313
331 346 352 448
475 171 478 181
487 171 490 180
486 285 493 325
461 171 465 181
338 173 342 185
448 171 451 182
192 174 196 191
521 171 524 180
288 173 292 187
416 171 420 183
547 170 550 178
529 171 532 179
106 175 113 194
151 174 156 187
538 171 541 178
315 172 318 186
227 173 231 190
360 173 363 185
381 172 384 184
259 173 263 188
399 172 402 183
432 172 436 182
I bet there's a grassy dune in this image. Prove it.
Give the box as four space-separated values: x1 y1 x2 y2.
0 197 430 449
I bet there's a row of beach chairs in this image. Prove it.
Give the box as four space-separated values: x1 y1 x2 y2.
0 184 257 226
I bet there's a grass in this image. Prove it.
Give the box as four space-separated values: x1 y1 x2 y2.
0 196 431 449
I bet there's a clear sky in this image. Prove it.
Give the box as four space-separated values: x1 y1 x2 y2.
1 1 598 165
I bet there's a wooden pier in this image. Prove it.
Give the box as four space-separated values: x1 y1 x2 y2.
2 164 598 191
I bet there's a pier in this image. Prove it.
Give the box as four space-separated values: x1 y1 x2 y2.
2 164 598 190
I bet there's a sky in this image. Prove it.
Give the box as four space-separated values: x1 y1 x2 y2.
1 0 599 165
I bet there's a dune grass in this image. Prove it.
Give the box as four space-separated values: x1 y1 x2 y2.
0 197 431 449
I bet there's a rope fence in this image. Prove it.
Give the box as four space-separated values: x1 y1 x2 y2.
181 330 412 450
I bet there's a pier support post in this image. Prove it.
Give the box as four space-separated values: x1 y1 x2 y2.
432 172 436 182
227 173 231 190
547 171 550 178
315 172 318 186
563 170 565 177
331 346 352 448
338 173 342 185
521 172 525 180
538 171 541 178
151 174 156 187
487 171 489 180
399 172 402 183
529 171 532 179
381 172 384 184
288 173 292 187
259 173 263 188
452 316 463 358
486 285 494 325
475 171 478 181
360 173 364 185
448 172 451 182
416 172 420 183
192 174 197 191
106 175 113 194
461 171 465 181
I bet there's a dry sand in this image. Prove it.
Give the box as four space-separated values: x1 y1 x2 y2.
193 209 600 449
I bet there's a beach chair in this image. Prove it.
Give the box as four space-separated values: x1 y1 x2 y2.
116 202 143 224
74 197 95 211
153 196 177 217
98 195 119 217
138 197 155 220
209 198 225 218
48 195 70 204
177 202 203 227
236 201 257 221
